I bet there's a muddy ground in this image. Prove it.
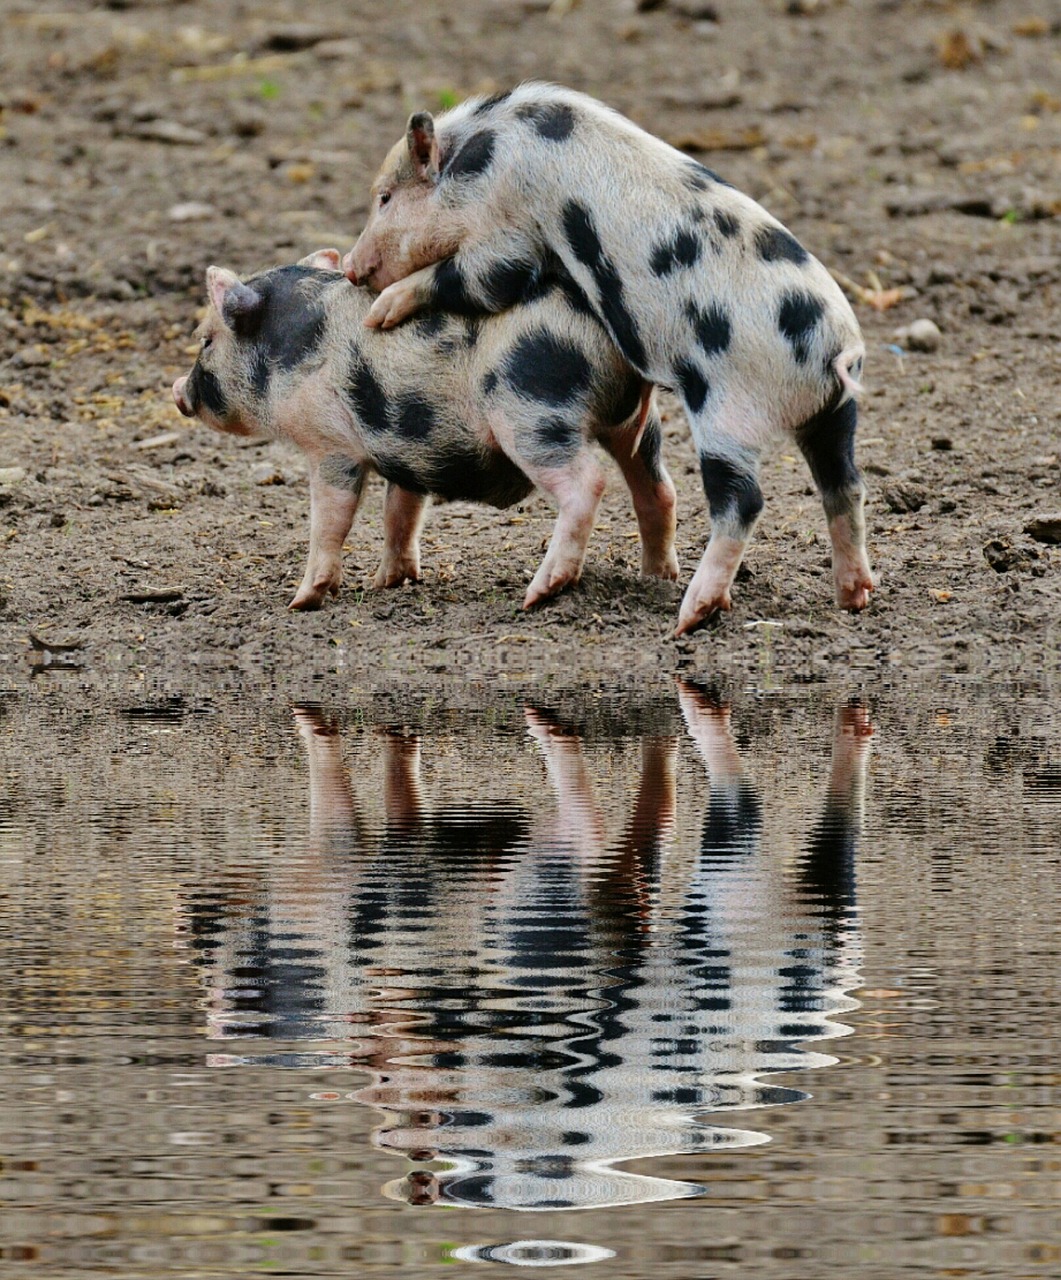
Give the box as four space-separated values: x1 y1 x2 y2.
0 0 1058 701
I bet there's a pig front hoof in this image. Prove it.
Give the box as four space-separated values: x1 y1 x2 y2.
372 562 421 589
289 576 341 611
643 548 680 581
365 281 420 330
835 573 875 612
673 590 731 637
523 568 579 610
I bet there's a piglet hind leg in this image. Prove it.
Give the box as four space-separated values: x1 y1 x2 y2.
373 483 428 588
290 457 366 610
795 396 875 611
521 452 607 609
675 441 764 637
597 406 679 582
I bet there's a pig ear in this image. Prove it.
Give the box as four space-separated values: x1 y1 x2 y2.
406 112 439 181
206 266 264 328
298 248 342 271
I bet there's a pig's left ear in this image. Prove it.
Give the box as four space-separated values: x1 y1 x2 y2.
206 266 264 328
406 112 439 182
298 248 342 271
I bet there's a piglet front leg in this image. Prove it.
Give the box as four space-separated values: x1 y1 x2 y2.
373 483 428 588
290 455 366 610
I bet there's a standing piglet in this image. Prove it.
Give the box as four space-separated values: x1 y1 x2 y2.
344 83 875 635
172 251 677 610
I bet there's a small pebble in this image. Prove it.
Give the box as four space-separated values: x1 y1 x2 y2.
894 318 942 353
931 436 953 451
168 202 217 222
0 466 27 485
251 463 286 486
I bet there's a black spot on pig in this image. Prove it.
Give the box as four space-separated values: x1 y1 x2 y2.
503 327 592 406
686 301 732 356
561 200 647 370
442 129 497 180
526 414 580 464
344 357 392 434
430 258 474 313
553 272 597 320
755 225 809 265
371 454 427 495
188 366 229 419
436 449 534 507
638 415 665 483
482 369 500 396
244 265 330 367
684 161 732 191
795 394 861 518
650 227 702 277
699 454 765 527
375 445 532 508
481 258 539 309
599 368 642 427
319 454 366 493
396 395 436 441
473 90 512 115
673 358 709 414
250 349 271 398
778 290 825 364
414 310 447 339
713 209 741 238
517 101 576 141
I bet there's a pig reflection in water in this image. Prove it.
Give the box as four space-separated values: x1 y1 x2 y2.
185 690 872 1211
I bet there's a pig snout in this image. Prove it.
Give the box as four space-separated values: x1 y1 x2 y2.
172 375 194 418
342 246 367 286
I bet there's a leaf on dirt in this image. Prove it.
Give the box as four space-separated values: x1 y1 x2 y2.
120 588 185 604
830 270 914 311
1028 89 1061 113
668 125 766 152
929 589 953 603
1023 513 1061 545
1012 18 1050 38
936 29 983 70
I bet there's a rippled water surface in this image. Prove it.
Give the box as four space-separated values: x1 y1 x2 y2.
0 683 1057 1278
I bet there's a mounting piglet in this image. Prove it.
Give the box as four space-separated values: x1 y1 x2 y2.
344 83 875 635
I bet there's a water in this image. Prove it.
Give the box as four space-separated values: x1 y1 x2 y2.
0 682 1057 1278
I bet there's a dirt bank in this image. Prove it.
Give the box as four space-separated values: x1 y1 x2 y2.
1 0 1058 697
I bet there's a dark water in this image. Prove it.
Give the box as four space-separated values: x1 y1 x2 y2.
0 683 1057 1277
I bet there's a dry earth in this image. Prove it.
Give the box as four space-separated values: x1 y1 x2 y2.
0 0 1058 701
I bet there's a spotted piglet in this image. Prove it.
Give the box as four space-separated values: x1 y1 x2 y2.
172 251 677 610
344 83 875 635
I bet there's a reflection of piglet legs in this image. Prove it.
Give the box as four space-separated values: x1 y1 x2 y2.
374 483 428 589
291 459 366 610
293 706 361 848
827 701 874 813
524 708 605 863
676 680 744 784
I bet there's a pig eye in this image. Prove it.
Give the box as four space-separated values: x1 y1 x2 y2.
379 191 392 207
200 334 213 352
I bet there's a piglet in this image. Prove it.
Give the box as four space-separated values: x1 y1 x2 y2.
344 84 876 634
173 251 678 611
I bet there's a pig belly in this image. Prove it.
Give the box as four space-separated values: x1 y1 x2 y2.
372 442 535 509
